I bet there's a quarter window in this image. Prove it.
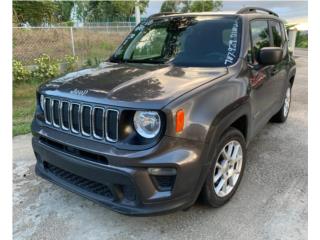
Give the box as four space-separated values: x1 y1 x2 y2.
250 20 271 62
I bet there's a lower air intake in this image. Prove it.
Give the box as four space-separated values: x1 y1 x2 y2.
44 162 113 199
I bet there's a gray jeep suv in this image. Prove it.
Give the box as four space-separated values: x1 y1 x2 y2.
31 7 296 215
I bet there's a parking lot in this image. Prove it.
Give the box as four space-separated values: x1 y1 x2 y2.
13 49 307 240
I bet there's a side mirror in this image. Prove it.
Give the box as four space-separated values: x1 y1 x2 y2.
258 47 283 65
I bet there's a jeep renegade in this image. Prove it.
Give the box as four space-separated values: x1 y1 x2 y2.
32 7 296 215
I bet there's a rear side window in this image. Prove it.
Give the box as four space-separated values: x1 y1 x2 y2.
250 20 271 62
270 21 283 47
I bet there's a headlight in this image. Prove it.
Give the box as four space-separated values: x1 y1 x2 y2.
133 111 161 138
40 94 45 111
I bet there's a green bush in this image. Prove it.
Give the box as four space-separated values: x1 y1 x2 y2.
85 57 101 67
85 58 93 67
296 31 308 48
32 54 59 82
13 60 31 83
64 55 79 72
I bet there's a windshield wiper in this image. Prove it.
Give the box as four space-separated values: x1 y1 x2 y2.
124 56 167 64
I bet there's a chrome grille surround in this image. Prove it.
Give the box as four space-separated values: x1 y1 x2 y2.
43 96 119 143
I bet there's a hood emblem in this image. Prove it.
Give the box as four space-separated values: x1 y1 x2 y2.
70 88 89 96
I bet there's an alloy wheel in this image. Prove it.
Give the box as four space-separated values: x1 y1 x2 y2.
213 140 243 197
283 87 291 117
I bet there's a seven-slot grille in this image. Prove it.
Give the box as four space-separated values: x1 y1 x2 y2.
44 97 119 142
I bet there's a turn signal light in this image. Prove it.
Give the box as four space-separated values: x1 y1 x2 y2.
176 109 184 133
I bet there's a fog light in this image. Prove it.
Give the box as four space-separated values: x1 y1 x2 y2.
148 167 176 176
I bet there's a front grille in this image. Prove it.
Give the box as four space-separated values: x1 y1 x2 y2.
52 100 60 127
44 161 113 199
70 103 80 133
61 101 70 130
93 107 104 139
44 97 119 142
81 105 92 136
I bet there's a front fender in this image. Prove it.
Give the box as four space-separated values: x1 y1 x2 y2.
163 73 250 144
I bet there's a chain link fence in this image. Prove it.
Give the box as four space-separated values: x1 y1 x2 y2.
13 24 134 66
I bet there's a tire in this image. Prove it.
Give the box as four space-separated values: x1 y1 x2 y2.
200 127 246 207
271 85 292 123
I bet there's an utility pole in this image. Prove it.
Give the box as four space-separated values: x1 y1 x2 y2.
135 0 141 25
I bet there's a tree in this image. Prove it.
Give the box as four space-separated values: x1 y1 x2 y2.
160 0 222 14
54 1 75 23
13 1 58 26
181 1 192 13
160 0 178 13
76 0 149 22
189 0 222 12
13 1 150 25
13 1 76 26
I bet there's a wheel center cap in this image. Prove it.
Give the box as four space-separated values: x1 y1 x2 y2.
222 161 233 173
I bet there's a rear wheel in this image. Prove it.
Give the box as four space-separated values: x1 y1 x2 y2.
271 86 292 123
201 127 246 207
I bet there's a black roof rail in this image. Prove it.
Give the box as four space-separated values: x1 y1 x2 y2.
237 7 279 17
148 12 177 19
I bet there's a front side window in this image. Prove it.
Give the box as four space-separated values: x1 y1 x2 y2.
270 21 283 47
111 16 242 67
250 20 271 62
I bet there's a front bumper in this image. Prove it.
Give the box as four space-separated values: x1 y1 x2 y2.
32 121 208 216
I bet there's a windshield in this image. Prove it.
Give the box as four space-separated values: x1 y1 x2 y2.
110 16 242 67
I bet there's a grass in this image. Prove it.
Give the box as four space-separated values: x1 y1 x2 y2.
13 83 38 136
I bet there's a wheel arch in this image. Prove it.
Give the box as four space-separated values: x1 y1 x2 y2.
204 98 251 163
288 65 296 86
289 75 295 86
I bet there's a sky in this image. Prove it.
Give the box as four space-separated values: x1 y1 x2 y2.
144 0 308 30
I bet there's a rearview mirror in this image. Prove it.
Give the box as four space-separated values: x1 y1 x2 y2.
258 47 283 65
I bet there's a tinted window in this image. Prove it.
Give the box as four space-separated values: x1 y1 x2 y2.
250 20 271 61
111 16 242 67
270 21 283 47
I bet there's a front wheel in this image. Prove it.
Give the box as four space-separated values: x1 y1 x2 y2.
201 127 246 207
271 86 292 123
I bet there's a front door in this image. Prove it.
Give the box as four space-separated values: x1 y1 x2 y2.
248 19 277 132
269 20 289 106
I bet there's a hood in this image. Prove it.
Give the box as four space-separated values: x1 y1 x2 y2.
40 62 228 109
